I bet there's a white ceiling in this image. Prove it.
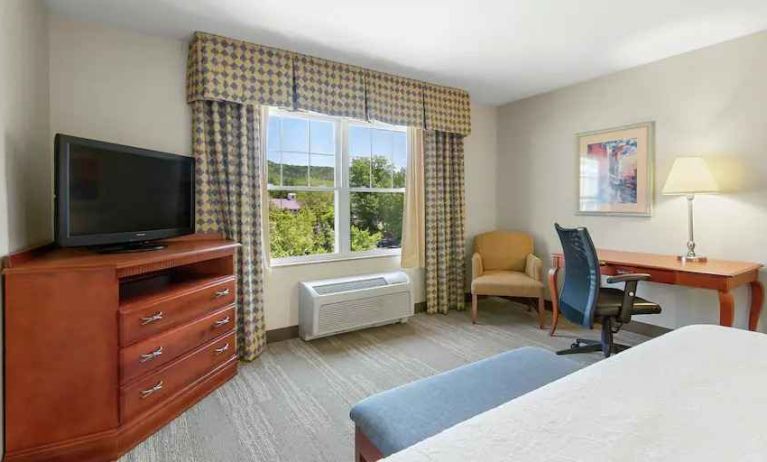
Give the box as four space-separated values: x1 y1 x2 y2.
46 0 767 105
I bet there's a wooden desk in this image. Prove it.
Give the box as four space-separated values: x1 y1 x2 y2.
548 249 764 335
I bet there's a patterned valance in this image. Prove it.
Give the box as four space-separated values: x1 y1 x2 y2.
293 54 367 120
424 84 472 135
187 32 471 136
187 33 293 108
366 72 424 129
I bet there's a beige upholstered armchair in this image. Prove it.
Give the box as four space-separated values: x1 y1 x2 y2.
471 231 545 328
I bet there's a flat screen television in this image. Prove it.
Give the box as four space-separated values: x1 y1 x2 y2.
55 134 194 251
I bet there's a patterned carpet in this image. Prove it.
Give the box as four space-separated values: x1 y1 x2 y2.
122 298 650 462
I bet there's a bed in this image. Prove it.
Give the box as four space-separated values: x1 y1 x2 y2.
384 325 767 461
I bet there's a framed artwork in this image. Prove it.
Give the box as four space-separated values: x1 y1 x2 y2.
576 122 654 216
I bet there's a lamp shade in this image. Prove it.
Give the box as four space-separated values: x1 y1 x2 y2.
662 157 719 195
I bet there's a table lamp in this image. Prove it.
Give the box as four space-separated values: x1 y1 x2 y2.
662 157 719 262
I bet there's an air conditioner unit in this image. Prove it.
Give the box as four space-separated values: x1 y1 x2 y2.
299 271 412 340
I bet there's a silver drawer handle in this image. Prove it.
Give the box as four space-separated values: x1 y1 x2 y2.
140 381 163 399
213 316 231 328
214 343 230 354
139 346 164 363
214 288 230 298
140 311 164 326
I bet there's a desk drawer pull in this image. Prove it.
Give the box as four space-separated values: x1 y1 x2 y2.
140 381 163 399
140 311 164 326
214 343 230 355
213 316 231 328
214 288 230 298
139 346 163 363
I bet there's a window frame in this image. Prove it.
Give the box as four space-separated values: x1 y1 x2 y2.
263 108 407 266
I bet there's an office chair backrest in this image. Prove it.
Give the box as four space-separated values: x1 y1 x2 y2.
554 223 600 328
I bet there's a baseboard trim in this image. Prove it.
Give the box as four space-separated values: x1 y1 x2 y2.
266 325 299 343
265 299 670 344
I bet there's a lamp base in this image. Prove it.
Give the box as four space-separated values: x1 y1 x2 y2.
677 255 707 263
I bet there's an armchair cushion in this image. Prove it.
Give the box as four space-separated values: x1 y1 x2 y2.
471 270 543 298
474 231 533 273
525 254 543 282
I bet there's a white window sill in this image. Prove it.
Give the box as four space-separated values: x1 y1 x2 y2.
269 250 401 268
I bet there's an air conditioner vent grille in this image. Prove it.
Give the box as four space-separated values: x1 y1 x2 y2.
314 277 388 295
318 293 410 333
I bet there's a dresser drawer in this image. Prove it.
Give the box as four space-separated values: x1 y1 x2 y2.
120 276 236 346
120 332 236 422
120 305 235 384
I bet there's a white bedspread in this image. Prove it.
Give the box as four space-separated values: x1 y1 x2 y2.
385 325 767 462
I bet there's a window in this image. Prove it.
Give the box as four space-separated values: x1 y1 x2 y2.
265 108 407 264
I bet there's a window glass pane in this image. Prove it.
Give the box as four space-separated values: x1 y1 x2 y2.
371 129 392 157
267 116 281 151
371 155 393 188
371 129 395 188
267 150 281 186
269 191 335 258
350 156 371 188
282 117 309 152
310 120 334 155
310 154 334 187
349 126 371 187
349 126 371 157
282 152 309 186
350 192 403 251
392 132 407 188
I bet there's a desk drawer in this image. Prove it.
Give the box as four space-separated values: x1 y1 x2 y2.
120 305 235 384
610 265 676 285
120 332 236 423
120 276 235 346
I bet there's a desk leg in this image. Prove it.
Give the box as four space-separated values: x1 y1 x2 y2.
749 281 764 331
548 267 560 336
718 290 735 327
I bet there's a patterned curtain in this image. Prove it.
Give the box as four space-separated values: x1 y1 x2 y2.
424 131 466 314
192 100 266 361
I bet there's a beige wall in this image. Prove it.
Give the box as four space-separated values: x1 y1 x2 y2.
464 104 499 283
48 16 500 330
1 0 51 253
1 0 51 456
49 17 191 156
498 31 767 332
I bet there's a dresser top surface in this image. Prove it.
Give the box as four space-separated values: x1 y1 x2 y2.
3 237 239 274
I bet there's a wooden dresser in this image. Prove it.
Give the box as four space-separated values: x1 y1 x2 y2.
2 235 240 461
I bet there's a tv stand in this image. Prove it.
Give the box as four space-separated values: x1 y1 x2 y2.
2 234 240 461
93 241 167 253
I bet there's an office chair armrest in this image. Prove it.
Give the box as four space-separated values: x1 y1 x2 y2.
525 254 543 282
472 253 484 279
605 273 651 284
606 273 650 323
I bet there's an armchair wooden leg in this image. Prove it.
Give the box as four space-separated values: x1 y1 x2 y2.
471 294 478 324
537 296 545 329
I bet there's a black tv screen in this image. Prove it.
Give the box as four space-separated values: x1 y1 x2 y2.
55 134 194 248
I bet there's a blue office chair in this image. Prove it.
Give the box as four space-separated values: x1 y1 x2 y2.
554 223 662 357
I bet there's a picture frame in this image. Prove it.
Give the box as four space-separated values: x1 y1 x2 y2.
576 121 654 217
